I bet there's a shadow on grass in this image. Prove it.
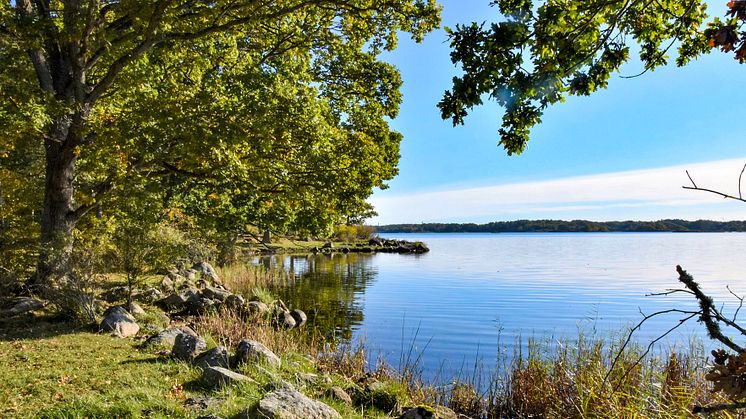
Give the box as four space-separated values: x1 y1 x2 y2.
0 312 94 341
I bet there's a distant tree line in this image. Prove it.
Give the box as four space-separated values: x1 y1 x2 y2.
376 219 746 233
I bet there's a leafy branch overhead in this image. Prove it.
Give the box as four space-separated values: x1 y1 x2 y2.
438 0 745 155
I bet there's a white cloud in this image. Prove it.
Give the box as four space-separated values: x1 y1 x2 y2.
370 158 746 224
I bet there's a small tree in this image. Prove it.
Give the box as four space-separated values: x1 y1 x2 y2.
112 220 189 306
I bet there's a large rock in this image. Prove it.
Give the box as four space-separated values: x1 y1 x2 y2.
172 333 207 360
246 301 269 317
100 306 139 338
159 288 200 312
224 294 246 311
256 388 341 419
328 386 352 404
133 287 163 304
201 286 231 302
124 301 146 316
144 326 198 348
399 406 458 419
201 366 252 388
194 346 230 370
193 262 220 283
290 309 307 328
274 309 296 330
5 297 45 316
233 339 281 368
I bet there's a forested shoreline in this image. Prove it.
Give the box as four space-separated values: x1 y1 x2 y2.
376 219 746 233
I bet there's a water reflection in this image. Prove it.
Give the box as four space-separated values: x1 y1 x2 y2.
254 253 379 341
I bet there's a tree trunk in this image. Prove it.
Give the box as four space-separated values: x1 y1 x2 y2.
32 116 79 289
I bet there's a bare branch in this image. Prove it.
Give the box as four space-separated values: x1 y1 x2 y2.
739 163 745 200
685 170 697 188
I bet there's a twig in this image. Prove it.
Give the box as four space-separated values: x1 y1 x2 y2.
686 170 697 188
646 288 694 297
605 307 699 384
727 285 744 323
683 166 746 204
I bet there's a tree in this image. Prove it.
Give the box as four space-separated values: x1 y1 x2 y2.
437 0 746 155
0 1 441 288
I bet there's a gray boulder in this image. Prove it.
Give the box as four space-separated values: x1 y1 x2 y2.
160 275 174 292
133 287 163 303
399 406 458 419
172 333 207 360
193 262 220 283
201 366 253 388
328 386 352 404
290 309 307 328
201 286 231 302
194 346 230 370
274 309 296 330
234 339 281 368
256 388 341 419
144 326 198 348
224 294 246 311
124 301 146 316
185 269 198 281
100 306 139 338
5 297 45 316
246 301 269 317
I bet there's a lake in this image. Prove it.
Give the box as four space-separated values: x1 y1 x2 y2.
255 232 746 382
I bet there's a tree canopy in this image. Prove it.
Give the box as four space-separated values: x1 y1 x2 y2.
0 0 441 287
438 0 742 155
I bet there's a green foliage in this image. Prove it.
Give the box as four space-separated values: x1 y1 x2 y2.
0 0 442 286
332 224 378 241
439 0 712 154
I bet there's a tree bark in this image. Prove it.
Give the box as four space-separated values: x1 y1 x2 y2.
32 114 83 289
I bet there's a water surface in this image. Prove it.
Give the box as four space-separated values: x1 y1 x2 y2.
257 233 746 380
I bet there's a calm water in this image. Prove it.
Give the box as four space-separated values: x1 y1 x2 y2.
256 233 746 381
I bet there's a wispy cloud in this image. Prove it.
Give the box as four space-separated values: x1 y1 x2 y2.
370 158 746 224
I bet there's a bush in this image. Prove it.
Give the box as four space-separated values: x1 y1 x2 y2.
332 224 377 241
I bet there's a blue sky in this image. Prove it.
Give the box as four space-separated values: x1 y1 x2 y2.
368 0 746 224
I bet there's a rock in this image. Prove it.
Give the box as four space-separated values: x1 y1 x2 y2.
172 333 207 360
194 279 208 290
201 286 231 302
246 301 269 317
100 306 139 338
124 301 146 316
369 237 384 246
144 326 198 348
193 262 220 283
160 275 174 292
224 294 246 311
185 269 198 281
329 386 352 404
133 287 162 303
274 310 296 330
5 297 45 316
194 346 230 370
399 406 458 419
188 297 217 315
201 366 252 388
158 292 186 310
185 396 222 410
233 339 281 368
255 388 341 419
290 309 307 328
